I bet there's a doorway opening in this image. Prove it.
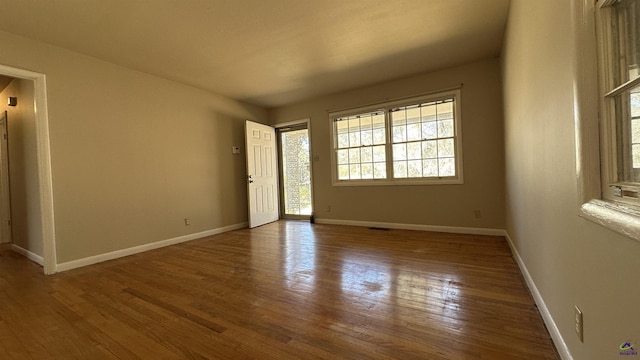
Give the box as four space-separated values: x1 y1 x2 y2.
277 121 313 220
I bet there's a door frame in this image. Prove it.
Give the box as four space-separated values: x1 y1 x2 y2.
274 118 314 220
0 64 56 274
0 111 11 244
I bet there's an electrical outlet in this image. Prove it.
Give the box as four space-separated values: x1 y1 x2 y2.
575 305 583 342
474 210 482 219
184 218 191 226
326 205 331 212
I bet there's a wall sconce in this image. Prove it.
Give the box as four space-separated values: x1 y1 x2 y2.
7 97 17 107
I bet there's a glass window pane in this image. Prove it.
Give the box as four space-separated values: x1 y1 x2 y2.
372 113 385 128
437 101 454 120
422 121 437 139
407 123 421 141
407 160 422 177
439 158 455 176
423 159 438 177
338 133 349 148
438 138 455 157
393 143 407 161
336 119 349 133
338 165 349 179
373 145 386 162
360 115 372 130
407 142 421 160
349 132 361 147
406 107 420 124
361 163 373 179
361 146 373 163
438 119 454 138
391 109 406 125
349 117 360 131
394 161 407 178
373 128 386 145
393 125 406 143
349 148 360 163
337 149 349 164
421 103 437 122
361 130 373 146
422 140 437 158
613 0 640 86
349 164 361 179
374 162 387 179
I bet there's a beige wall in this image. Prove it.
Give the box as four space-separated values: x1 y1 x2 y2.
269 59 505 230
0 30 267 263
0 78 42 255
502 1 640 358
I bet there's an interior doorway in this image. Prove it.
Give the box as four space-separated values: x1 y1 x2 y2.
276 120 313 220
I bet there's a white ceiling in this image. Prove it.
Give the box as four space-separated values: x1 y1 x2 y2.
0 0 511 108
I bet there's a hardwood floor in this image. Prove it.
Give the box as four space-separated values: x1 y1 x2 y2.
0 221 559 359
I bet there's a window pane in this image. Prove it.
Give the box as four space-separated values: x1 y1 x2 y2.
406 107 420 124
373 145 386 162
349 132 361 147
393 143 407 160
338 165 349 179
423 159 438 177
361 163 373 179
421 103 437 122
407 123 421 141
337 149 349 164
338 133 349 148
374 162 387 179
438 119 454 138
437 101 454 120
372 113 385 128
360 115 372 130
422 140 437 158
391 109 406 125
422 121 437 139
438 138 455 157
361 130 373 146
393 125 406 142
394 161 407 178
373 128 386 145
407 142 421 160
439 158 455 176
349 148 360 163
407 160 422 177
349 117 360 131
612 0 640 86
350 164 361 179
361 146 373 163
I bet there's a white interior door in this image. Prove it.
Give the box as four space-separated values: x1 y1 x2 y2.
245 120 279 228
0 111 11 244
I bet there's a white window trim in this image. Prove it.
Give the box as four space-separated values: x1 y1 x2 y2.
329 89 463 186
576 0 640 243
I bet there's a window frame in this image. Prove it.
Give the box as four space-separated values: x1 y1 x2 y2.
329 89 463 186
577 0 640 242
597 0 640 207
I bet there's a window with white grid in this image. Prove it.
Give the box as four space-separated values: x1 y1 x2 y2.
330 90 463 186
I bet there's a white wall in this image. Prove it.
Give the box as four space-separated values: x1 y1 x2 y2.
0 30 268 264
0 78 42 256
502 1 640 359
269 59 505 232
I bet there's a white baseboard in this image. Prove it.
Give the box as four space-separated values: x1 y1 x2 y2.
56 222 247 273
503 232 573 360
11 244 44 266
315 218 505 236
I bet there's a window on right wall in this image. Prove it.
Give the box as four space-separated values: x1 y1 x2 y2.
597 0 640 207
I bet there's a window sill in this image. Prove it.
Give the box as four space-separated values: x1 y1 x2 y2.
580 199 640 242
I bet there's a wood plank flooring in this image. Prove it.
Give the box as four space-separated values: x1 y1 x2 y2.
0 221 559 359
